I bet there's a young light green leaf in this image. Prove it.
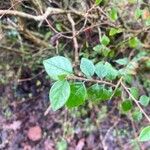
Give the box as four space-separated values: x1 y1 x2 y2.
129 37 140 48
139 126 150 142
95 0 102 5
115 58 129 65
135 8 142 19
80 58 95 78
139 95 150 107
121 100 133 112
43 56 73 80
100 35 110 46
66 82 87 108
109 28 122 36
50 80 70 111
109 7 118 21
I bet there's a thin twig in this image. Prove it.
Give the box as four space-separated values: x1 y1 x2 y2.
68 13 79 65
68 75 116 87
0 7 96 20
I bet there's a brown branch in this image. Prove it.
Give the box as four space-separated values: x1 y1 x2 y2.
68 13 79 65
68 75 116 87
0 7 96 21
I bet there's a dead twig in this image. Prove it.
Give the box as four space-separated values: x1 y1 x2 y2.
68 13 79 65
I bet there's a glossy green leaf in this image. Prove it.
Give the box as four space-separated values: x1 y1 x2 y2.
50 80 70 111
139 95 150 107
88 84 112 101
121 100 133 112
100 35 110 46
95 0 102 5
109 7 118 21
130 87 139 99
139 126 150 141
43 56 73 80
80 58 95 78
66 82 87 108
115 58 129 65
109 28 122 36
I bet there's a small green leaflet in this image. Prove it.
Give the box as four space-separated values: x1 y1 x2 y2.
115 58 129 65
135 8 142 19
132 110 143 122
66 82 87 108
109 7 118 21
100 35 110 46
129 37 140 48
109 28 122 36
49 80 70 111
121 100 133 112
80 58 95 78
139 126 150 141
139 95 150 107
95 0 102 5
43 56 73 80
129 87 139 99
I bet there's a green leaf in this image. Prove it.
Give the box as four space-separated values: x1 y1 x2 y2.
80 58 95 78
95 0 102 5
139 95 150 107
95 62 118 80
109 28 122 36
95 61 108 78
139 126 150 142
104 62 118 80
121 100 133 112
109 7 118 21
129 87 139 99
43 56 73 80
50 80 70 111
132 110 143 122
135 8 142 19
93 44 110 57
129 37 140 48
88 84 112 101
88 84 103 101
66 82 87 108
115 58 129 65
100 35 110 46
56 138 67 150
